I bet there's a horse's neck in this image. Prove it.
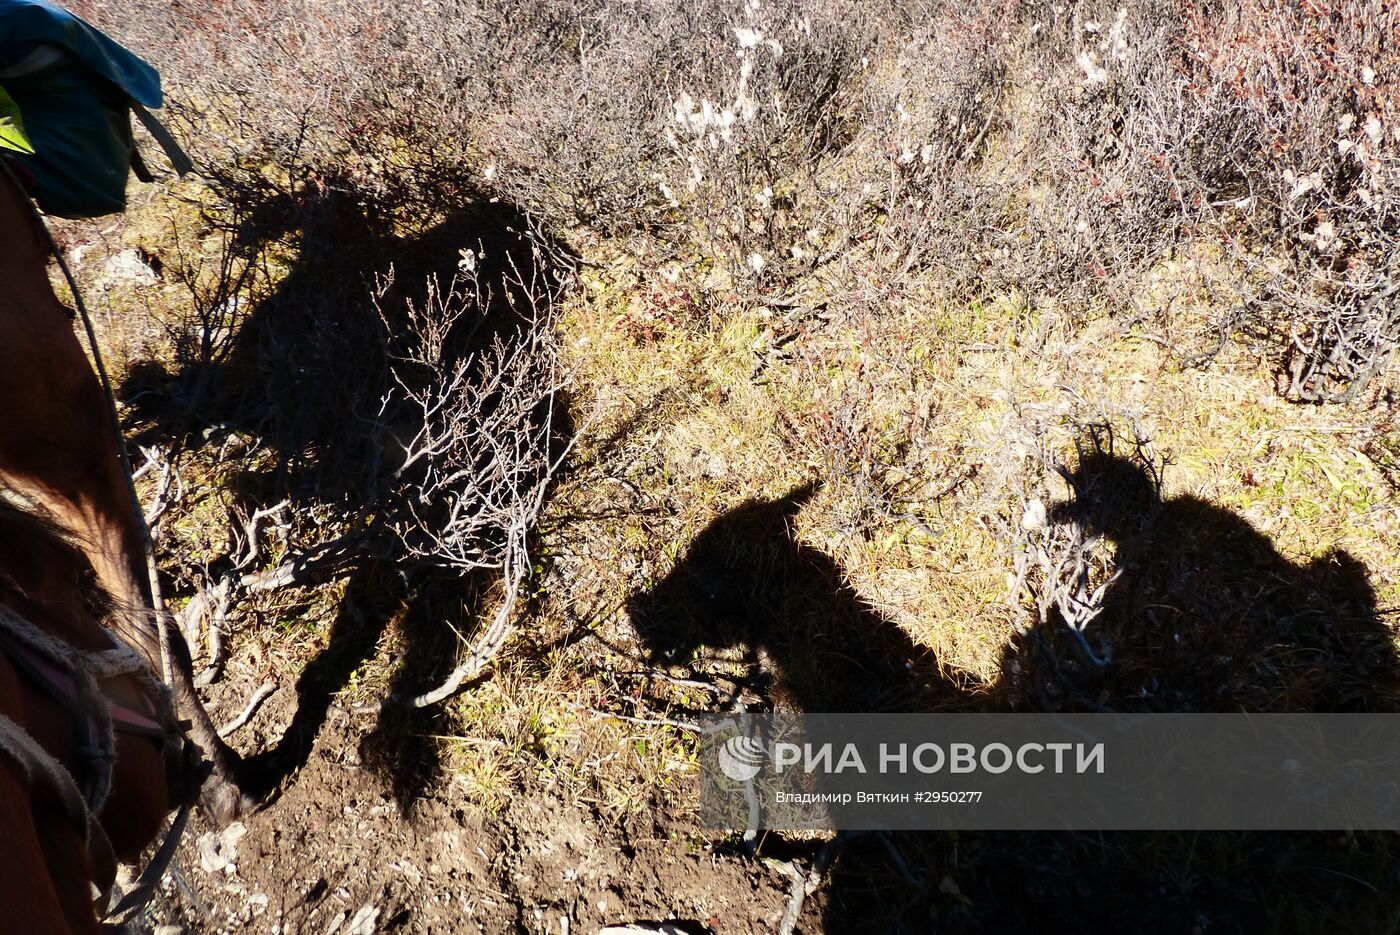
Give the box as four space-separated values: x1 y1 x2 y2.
0 167 52 271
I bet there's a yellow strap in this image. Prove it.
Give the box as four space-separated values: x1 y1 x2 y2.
0 85 35 155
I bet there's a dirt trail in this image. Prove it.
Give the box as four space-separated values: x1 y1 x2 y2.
136 680 794 935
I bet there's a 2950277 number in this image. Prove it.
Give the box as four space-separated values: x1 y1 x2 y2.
914 791 983 803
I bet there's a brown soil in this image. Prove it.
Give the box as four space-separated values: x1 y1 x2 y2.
132 677 797 935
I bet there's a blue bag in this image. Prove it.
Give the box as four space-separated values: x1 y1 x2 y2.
0 0 189 218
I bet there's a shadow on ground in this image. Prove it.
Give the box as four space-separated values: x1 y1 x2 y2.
629 481 972 715
121 172 576 812
627 448 1400 933
1010 444 1399 714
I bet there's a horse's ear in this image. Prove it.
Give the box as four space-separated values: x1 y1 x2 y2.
1310 548 1379 617
778 480 821 516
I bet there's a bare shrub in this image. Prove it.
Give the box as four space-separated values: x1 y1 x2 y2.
73 0 512 219
1180 0 1400 402
375 258 573 704
982 2 1244 308
380 273 559 572
158 203 278 382
655 0 890 291
72 0 1400 396
163 257 572 704
471 0 687 233
118 174 577 707
855 1 1240 310
867 2 1014 295
915 0 1400 400
79 0 887 251
1021 0 1399 398
1000 421 1164 709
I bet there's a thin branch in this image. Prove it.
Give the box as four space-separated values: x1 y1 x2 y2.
561 700 706 733
217 680 277 738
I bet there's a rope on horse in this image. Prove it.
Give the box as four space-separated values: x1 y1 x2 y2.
0 598 200 925
0 708 120 901
0 603 177 808
0 599 171 915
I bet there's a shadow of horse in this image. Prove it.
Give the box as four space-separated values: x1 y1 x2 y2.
122 174 576 811
1018 448 1399 714
628 481 970 716
626 459 1400 933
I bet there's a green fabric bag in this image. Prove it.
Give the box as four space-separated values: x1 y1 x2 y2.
0 83 34 153
0 0 189 218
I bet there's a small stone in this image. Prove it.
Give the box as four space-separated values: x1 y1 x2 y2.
347 903 380 935
197 821 248 874
1021 499 1048 533
99 248 158 286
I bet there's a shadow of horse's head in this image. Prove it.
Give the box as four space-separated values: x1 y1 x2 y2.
629 481 957 713
1050 448 1162 541
629 481 818 668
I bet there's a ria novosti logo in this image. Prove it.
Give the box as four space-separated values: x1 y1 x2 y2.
717 734 765 782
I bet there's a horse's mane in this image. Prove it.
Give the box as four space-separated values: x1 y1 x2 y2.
0 497 110 624
0 497 79 560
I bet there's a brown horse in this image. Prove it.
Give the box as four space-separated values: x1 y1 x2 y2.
0 163 245 822
0 503 197 933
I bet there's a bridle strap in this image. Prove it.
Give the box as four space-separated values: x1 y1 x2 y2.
104 762 204 926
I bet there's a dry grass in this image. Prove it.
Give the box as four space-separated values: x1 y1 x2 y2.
546 254 1400 692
